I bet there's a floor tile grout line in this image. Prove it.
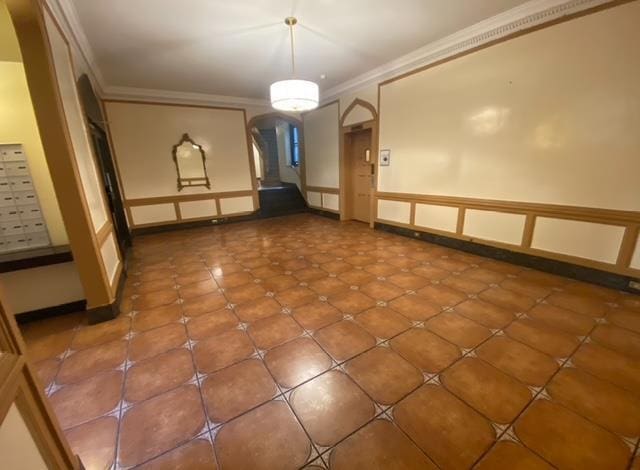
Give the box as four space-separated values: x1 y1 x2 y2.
112 311 135 470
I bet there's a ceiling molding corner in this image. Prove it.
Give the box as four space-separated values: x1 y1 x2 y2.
102 85 271 109
321 0 612 102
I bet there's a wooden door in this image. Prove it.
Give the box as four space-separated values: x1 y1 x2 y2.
346 129 373 223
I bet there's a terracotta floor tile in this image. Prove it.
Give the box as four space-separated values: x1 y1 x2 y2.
313 320 376 362
20 311 84 342
329 290 376 315
608 308 640 334
591 324 640 359
320 260 353 274
215 271 254 289
129 323 188 362
214 401 311 470
476 336 558 387
247 314 303 350
290 370 375 446
135 277 176 295
264 337 332 389
235 297 283 322
223 283 267 305
411 265 450 281
72 316 130 351
175 269 212 286
390 328 461 373
518 269 568 289
307 276 349 296
292 301 342 331
364 262 400 277
479 287 537 312
345 347 423 405
34 358 60 389
281 258 309 271
572 342 640 394
563 281 619 301
385 272 429 290
525 305 594 339
186 308 238 340
432 257 471 272
136 438 217 470
546 292 608 317
250 265 283 280
475 441 552 470
329 419 436 470
211 263 244 278
193 329 255 374
505 319 579 358
181 292 227 317
547 367 640 437
426 312 492 349
387 256 420 269
441 357 532 423
453 299 515 329
132 304 183 332
417 284 467 308
49 370 123 429
275 286 317 308
481 260 522 275
133 289 179 311
387 294 440 321
26 330 75 363
65 416 117 470
355 307 412 339
359 280 405 302
462 267 506 284
441 275 488 295
262 274 298 292
393 384 495 469
514 399 629 469
619 295 640 312
501 277 551 299
119 385 206 467
202 359 278 423
124 348 194 403
337 269 375 286
175 262 207 275
293 266 327 282
344 254 376 267
57 339 127 385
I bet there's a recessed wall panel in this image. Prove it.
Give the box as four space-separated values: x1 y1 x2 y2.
130 204 176 225
100 231 120 285
377 200 411 224
531 217 625 264
220 196 254 215
179 199 217 219
307 191 322 207
463 210 525 245
414 204 458 233
322 193 339 211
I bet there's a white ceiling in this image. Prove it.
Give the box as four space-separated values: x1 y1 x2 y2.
69 0 531 100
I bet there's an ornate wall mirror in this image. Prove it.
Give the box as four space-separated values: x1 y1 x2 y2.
172 133 211 191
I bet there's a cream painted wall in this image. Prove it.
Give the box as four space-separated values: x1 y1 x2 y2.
0 404 48 470
44 11 109 232
105 101 254 199
304 103 340 189
0 262 84 314
0 62 68 245
378 3 640 212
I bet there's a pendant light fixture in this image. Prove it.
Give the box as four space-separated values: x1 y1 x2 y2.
270 17 319 112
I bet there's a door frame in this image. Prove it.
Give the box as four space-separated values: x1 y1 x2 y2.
339 99 379 227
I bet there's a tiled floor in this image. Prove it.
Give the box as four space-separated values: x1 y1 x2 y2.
20 213 640 469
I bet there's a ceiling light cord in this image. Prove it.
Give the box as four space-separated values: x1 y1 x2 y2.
286 17 297 78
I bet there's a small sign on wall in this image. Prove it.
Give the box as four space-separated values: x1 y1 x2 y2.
379 149 391 166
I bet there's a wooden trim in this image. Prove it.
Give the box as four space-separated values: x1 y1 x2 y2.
521 213 537 249
374 191 640 277
215 198 222 216
305 186 339 195
95 221 113 247
102 98 244 112
340 98 378 127
409 202 416 226
124 190 254 207
376 192 640 225
174 201 182 221
242 109 260 210
617 224 639 267
456 207 466 235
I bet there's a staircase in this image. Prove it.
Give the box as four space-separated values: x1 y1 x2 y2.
258 183 308 218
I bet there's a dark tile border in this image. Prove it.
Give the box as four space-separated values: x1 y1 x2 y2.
0 245 73 273
131 212 263 237
375 222 640 295
308 208 340 220
15 299 87 324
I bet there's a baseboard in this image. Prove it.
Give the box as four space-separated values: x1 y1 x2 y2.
308 208 340 220
15 300 87 324
375 222 640 295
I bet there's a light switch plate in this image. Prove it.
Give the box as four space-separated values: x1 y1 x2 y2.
379 149 391 166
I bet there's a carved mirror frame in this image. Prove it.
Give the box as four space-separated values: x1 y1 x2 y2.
172 133 211 191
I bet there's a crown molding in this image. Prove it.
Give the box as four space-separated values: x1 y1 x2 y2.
101 86 271 108
321 0 612 102
47 0 612 108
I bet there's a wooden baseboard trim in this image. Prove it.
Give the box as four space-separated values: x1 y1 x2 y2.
375 222 640 294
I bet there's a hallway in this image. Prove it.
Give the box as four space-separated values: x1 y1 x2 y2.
21 214 640 469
